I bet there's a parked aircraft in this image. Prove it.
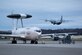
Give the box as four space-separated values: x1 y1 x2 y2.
1 13 43 44
0 27 42 44
51 33 76 44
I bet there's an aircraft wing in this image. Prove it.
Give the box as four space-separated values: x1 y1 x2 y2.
41 34 54 37
39 34 54 39
40 32 77 38
55 32 77 36
41 32 77 37
0 34 24 38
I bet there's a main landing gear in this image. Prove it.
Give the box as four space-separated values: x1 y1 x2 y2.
31 40 38 44
11 38 38 44
23 39 27 44
12 37 17 44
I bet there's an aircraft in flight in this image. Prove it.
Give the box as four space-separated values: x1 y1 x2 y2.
44 16 63 25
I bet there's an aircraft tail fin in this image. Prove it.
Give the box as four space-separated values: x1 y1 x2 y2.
60 16 63 23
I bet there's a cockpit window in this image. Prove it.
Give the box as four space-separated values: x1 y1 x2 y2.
35 30 41 33
20 31 25 34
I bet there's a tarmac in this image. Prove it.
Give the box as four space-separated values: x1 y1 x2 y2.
0 40 82 55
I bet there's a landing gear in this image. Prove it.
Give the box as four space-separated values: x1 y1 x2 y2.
12 38 17 44
31 40 38 44
35 40 38 44
23 39 27 44
31 40 34 44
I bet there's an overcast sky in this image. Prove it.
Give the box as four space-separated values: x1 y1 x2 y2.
0 0 82 30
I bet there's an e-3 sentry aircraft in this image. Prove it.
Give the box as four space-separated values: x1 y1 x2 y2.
0 13 41 44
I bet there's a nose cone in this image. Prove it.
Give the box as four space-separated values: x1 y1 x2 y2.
26 14 32 18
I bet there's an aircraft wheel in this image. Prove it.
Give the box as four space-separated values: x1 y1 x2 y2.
72 40 75 44
31 40 35 44
12 40 17 44
23 39 27 44
59 41 61 44
35 40 38 44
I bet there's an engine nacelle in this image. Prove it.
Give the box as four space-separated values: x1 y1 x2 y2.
53 37 60 41
56 22 62 25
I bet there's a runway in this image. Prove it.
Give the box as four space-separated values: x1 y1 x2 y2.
0 40 82 55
